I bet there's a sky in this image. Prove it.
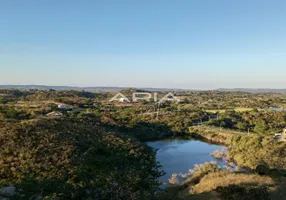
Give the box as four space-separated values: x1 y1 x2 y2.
0 0 286 89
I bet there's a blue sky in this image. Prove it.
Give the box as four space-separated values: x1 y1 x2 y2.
1 0 286 89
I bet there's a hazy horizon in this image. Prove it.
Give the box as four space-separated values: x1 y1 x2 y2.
1 84 286 91
1 1 286 89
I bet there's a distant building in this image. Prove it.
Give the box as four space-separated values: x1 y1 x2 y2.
273 129 286 141
119 98 130 103
46 112 63 117
273 133 282 139
58 103 67 109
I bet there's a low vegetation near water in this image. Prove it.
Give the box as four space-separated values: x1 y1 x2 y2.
190 126 286 170
160 162 286 200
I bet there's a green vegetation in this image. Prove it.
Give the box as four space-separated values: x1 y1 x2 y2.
189 126 286 170
207 110 286 135
230 135 286 170
0 118 163 199
0 88 285 199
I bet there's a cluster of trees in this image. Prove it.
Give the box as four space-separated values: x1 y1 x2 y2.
230 135 286 170
22 90 99 101
0 106 31 120
0 118 163 199
175 91 286 109
0 89 106 104
208 110 286 134
92 104 209 141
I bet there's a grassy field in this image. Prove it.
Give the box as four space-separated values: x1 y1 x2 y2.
190 125 255 136
206 107 254 113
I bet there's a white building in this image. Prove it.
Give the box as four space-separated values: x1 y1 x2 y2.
58 103 67 109
119 98 130 103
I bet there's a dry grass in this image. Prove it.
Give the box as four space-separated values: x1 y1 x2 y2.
162 171 285 200
210 149 226 159
191 171 275 194
206 108 254 113
189 126 234 145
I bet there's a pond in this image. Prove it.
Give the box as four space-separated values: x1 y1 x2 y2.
147 139 227 186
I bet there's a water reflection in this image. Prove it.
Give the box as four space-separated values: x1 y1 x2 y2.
147 139 227 186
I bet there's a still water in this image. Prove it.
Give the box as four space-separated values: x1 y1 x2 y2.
147 139 227 186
